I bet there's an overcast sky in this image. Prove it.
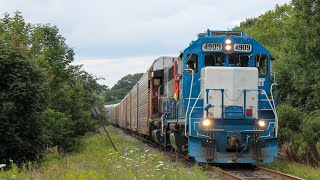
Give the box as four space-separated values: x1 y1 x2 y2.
0 0 290 87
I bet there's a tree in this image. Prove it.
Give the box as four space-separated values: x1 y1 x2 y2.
0 12 106 162
0 47 48 162
282 0 320 111
104 73 144 104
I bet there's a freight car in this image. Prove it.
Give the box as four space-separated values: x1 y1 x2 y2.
109 30 278 164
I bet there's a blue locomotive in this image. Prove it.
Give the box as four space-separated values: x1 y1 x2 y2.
110 29 278 164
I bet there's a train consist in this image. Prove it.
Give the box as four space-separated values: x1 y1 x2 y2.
107 30 278 163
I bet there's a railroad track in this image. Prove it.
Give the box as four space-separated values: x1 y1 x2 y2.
215 164 304 180
117 127 304 180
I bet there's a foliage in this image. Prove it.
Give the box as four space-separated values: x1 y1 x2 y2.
42 109 74 150
277 104 303 144
277 104 320 165
0 52 47 162
103 73 143 104
0 11 106 163
0 126 216 179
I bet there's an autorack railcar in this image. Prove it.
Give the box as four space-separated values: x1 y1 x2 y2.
109 29 278 164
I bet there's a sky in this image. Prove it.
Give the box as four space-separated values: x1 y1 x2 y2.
0 0 290 87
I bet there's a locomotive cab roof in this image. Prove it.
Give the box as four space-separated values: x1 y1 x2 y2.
197 29 247 38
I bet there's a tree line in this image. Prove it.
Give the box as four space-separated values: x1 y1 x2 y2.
101 73 143 105
235 0 320 166
0 12 106 164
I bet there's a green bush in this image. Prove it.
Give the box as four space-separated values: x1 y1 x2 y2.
0 56 48 163
277 104 303 143
296 112 320 166
277 104 320 166
43 108 74 150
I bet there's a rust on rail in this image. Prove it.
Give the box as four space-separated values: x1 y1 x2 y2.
257 167 304 180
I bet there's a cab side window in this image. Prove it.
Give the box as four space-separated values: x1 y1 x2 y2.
186 54 198 73
255 54 268 76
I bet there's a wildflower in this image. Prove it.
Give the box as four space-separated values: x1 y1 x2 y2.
12 175 16 179
155 164 164 168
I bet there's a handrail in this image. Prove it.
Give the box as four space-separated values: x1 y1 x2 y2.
184 68 194 137
205 88 225 118
188 89 204 137
203 88 278 138
270 82 278 137
244 89 278 137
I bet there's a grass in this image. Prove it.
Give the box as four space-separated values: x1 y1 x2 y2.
258 159 320 180
0 126 216 179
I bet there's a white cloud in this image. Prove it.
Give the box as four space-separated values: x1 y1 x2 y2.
72 55 175 87
0 0 291 86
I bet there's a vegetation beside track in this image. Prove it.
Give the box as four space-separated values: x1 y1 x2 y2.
0 126 216 179
0 12 107 163
257 159 320 180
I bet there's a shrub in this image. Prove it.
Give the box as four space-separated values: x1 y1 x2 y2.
42 108 75 151
277 104 320 166
277 104 303 143
0 56 48 163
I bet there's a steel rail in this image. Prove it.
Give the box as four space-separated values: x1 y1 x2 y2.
257 167 304 180
212 167 244 180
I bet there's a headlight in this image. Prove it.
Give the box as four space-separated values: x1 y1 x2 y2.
258 120 266 128
225 44 232 51
202 118 211 127
225 39 232 45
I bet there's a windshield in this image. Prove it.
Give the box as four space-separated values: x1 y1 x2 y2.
204 53 225 66
229 54 249 67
